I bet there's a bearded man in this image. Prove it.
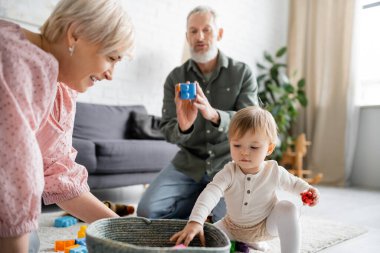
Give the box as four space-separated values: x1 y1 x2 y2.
137 5 258 222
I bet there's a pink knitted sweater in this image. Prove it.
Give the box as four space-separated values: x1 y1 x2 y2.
0 20 89 237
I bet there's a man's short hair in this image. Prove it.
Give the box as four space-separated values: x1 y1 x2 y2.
186 5 218 29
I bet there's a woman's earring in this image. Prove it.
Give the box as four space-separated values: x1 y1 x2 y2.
68 45 75 56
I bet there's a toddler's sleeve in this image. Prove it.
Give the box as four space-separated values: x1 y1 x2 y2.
189 163 233 225
278 165 310 194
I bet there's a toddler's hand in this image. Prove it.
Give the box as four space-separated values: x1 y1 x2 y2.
170 221 205 247
301 188 320 207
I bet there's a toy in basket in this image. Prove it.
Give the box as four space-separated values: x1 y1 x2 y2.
86 217 230 253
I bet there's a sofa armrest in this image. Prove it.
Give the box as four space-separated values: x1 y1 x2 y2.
72 137 97 174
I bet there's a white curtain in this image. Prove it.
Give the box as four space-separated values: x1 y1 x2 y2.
287 0 359 185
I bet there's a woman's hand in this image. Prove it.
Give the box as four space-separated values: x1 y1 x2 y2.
170 221 205 247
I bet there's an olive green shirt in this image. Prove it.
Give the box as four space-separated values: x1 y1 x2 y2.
160 51 258 181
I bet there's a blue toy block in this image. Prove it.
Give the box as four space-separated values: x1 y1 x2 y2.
179 83 196 100
54 216 78 228
75 238 86 246
69 245 88 253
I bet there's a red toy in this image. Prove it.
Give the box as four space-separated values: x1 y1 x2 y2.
301 190 315 206
173 244 187 249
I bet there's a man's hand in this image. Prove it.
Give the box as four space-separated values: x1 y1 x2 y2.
193 82 220 125
170 221 205 247
175 82 198 132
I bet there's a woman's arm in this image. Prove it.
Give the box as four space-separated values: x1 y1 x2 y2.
57 191 118 223
57 192 119 223
0 234 29 253
39 83 117 223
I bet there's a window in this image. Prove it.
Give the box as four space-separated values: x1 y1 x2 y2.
358 1 380 105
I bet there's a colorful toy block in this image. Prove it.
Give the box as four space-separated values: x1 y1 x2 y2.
54 216 78 227
67 245 88 253
230 240 236 252
55 239 75 251
301 190 315 206
235 241 249 253
53 218 88 252
173 243 187 249
77 225 87 238
177 83 196 100
75 238 86 246
64 245 79 253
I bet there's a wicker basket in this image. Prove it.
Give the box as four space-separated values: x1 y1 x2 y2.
86 217 230 253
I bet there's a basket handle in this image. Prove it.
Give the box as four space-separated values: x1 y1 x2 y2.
139 217 152 225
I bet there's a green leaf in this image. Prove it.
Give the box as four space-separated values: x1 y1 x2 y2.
288 104 297 117
257 46 309 163
258 92 269 105
264 51 274 63
268 83 281 93
264 80 271 88
268 89 276 104
297 78 305 88
275 47 287 58
292 69 298 78
256 74 266 84
271 104 281 116
286 136 294 145
297 93 308 107
256 62 266 69
284 84 294 93
276 63 287 68
270 67 279 82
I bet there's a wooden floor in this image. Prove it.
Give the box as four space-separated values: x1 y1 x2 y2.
43 185 380 252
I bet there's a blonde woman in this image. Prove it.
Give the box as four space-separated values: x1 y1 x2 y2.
0 0 134 252
171 106 320 253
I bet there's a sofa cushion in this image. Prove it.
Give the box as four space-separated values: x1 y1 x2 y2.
73 138 97 173
74 103 147 140
88 172 161 189
95 139 179 174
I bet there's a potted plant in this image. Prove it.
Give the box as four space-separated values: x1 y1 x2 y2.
256 46 308 160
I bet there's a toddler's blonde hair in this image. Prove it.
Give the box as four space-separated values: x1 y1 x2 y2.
229 106 278 145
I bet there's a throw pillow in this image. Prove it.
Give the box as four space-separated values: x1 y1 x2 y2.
127 111 165 140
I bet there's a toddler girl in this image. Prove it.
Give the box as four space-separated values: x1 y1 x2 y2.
170 106 319 252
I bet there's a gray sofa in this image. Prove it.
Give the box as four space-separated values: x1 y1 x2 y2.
72 102 179 190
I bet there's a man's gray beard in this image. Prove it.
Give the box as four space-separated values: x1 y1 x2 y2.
190 45 218 64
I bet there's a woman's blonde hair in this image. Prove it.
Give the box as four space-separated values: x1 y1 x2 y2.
229 106 278 144
40 0 134 57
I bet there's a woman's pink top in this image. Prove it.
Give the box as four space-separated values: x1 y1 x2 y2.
0 20 90 237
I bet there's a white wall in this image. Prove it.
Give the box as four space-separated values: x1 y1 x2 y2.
0 0 289 115
351 106 380 189
2 1 379 189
